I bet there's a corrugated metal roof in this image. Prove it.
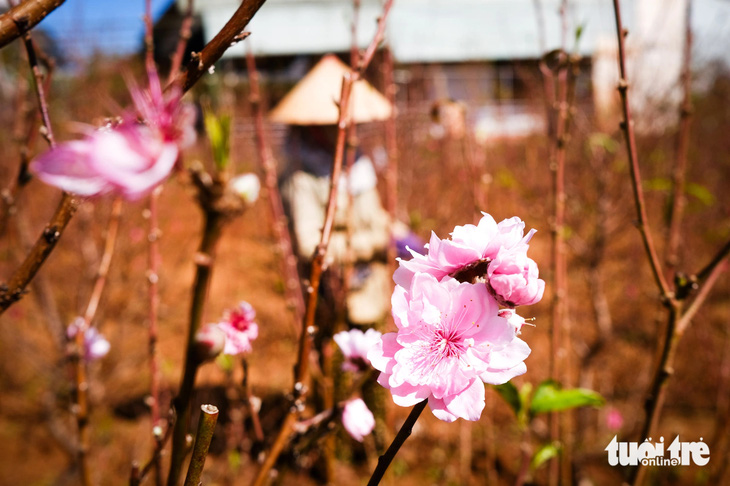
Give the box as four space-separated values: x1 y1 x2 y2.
186 0 622 62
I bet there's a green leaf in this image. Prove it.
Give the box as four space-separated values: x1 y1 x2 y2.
587 133 619 154
686 182 716 206
216 353 234 372
529 380 604 415
531 443 561 471
494 382 521 416
643 177 672 192
574 23 585 45
204 112 232 171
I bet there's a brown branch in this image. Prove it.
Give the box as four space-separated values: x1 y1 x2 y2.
73 197 123 486
611 0 673 302
367 400 427 486
167 197 226 486
250 3 393 484
665 0 693 279
168 0 195 83
147 186 164 486
695 238 730 284
168 0 267 93
382 44 398 270
2 0 269 318
245 44 304 328
0 0 66 49
1 24 80 314
183 405 219 486
167 166 250 485
628 302 681 486
135 410 175 485
677 259 727 334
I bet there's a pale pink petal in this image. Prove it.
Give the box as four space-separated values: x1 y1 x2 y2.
388 380 431 407
31 141 112 196
440 377 486 421
342 398 375 442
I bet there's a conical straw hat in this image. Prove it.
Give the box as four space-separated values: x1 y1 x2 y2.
269 54 393 125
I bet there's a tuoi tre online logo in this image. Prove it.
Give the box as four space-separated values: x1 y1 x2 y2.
605 436 710 467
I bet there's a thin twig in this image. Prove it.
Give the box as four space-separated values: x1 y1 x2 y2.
611 0 672 302
245 44 304 329
367 400 427 486
2 0 265 317
695 238 730 284
664 0 693 278
73 197 123 486
137 411 175 483
167 202 226 486
250 3 393 484
183 405 219 486
142 4 165 484
168 0 267 92
167 166 250 485
382 44 398 269
147 186 164 486
168 0 194 83
677 260 727 334
0 17 81 315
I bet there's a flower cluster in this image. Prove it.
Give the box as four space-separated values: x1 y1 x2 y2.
369 213 544 422
31 67 195 200
194 301 259 361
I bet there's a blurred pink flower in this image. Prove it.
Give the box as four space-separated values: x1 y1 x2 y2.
67 317 110 362
194 323 227 362
487 247 545 307
31 67 195 200
127 68 196 147
341 398 375 442
217 301 259 356
334 328 382 372
606 407 624 431
394 214 536 289
368 272 530 422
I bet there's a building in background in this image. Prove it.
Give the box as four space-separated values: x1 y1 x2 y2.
156 0 730 137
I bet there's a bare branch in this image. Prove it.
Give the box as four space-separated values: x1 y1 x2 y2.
611 0 673 301
0 0 66 49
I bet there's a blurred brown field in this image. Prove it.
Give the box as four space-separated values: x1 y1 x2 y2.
1 48 729 486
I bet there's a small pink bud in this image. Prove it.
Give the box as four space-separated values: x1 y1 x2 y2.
194 323 227 362
487 248 545 307
341 398 375 442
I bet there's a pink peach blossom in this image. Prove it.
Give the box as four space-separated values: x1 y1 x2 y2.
334 328 382 372
217 301 259 356
368 272 530 422
487 247 545 307
394 214 536 288
341 398 375 442
31 67 194 200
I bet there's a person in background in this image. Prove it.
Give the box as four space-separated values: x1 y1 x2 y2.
270 54 394 330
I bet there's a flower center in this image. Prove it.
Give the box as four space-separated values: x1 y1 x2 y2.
431 329 464 359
